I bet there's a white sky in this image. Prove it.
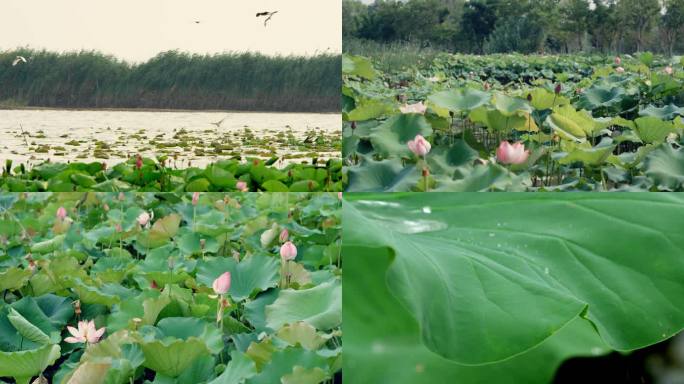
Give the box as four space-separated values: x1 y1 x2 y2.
0 0 341 62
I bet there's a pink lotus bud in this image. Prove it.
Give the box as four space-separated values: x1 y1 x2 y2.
135 155 143 170
616 67 625 73
279 229 289 243
118 192 125 201
103 203 110 212
614 56 621 66
664 66 673 75
150 280 158 289
236 181 248 192
554 83 561 95
399 102 427 114
338 192 342 201
137 211 150 226
192 192 200 206
212 272 231 295
115 223 122 233
56 207 67 220
496 141 530 165
407 135 431 157
280 241 297 261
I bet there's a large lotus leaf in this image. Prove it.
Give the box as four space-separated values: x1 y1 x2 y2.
469 106 529 133
344 244 610 384
276 322 327 350
577 85 625 109
492 93 533 116
633 116 676 144
553 105 608 136
70 279 121 307
265 280 341 331
207 351 257 384
7 308 50 345
136 213 181 249
427 88 490 113
640 104 684 120
523 88 570 110
139 317 223 377
30 234 65 254
246 347 328 384
433 163 530 192
643 144 684 191
196 254 280 301
369 114 433 157
343 194 684 365
557 139 616 165
346 156 419 192
345 99 395 122
342 54 376 80
0 267 32 291
546 113 587 142
0 344 61 382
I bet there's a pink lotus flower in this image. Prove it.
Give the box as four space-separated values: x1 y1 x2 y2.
64 320 105 344
399 102 427 114
614 56 621 66
616 67 625 73
279 229 289 243
212 272 231 295
236 181 248 192
280 241 297 261
664 66 673 75
56 207 67 220
137 211 151 226
407 135 431 157
496 141 530 165
192 192 200 206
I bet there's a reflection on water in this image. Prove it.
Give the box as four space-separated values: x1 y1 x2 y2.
0 109 340 168
354 200 448 234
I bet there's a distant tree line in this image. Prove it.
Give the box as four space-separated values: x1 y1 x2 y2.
343 0 684 55
0 50 340 112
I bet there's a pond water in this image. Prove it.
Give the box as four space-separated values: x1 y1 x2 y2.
0 109 340 168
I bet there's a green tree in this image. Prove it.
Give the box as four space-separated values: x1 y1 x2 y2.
461 1 497 53
560 0 590 51
661 0 684 56
617 0 660 52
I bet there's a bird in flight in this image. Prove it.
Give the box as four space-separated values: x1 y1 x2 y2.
256 11 278 27
210 115 230 128
12 56 27 66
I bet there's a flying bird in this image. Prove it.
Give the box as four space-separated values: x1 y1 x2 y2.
12 56 27 66
256 11 278 27
210 115 230 128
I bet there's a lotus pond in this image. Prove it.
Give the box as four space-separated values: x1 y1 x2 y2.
342 53 684 191
0 192 342 383
343 193 684 383
0 156 343 192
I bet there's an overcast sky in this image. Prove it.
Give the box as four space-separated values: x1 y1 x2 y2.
0 0 341 62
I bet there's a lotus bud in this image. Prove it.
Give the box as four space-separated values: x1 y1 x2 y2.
212 272 231 295
279 229 289 243
280 241 297 261
192 192 200 205
407 135 431 157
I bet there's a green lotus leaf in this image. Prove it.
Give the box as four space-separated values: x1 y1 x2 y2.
345 158 419 192
0 267 32 291
640 104 684 120
265 280 341 331
577 85 625 109
557 139 616 165
427 88 490 113
30 234 65 254
7 308 50 345
70 279 121 307
546 112 587 142
196 254 280 301
246 347 328 384
139 317 223 377
281 366 327 384
276 322 327 350
522 88 570 110
342 54 376 80
0 344 61 383
492 93 533 116
136 213 181 249
207 351 257 384
344 243 609 384
633 116 676 144
369 114 433 157
643 143 684 191
343 194 684 365
345 99 395 122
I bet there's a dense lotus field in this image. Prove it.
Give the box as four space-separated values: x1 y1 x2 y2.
0 192 341 383
342 53 684 191
0 157 343 192
343 193 684 383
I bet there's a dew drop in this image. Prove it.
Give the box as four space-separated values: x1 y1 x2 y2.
489 233 495 237
591 347 602 355
544 267 549 274
422 206 432 214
